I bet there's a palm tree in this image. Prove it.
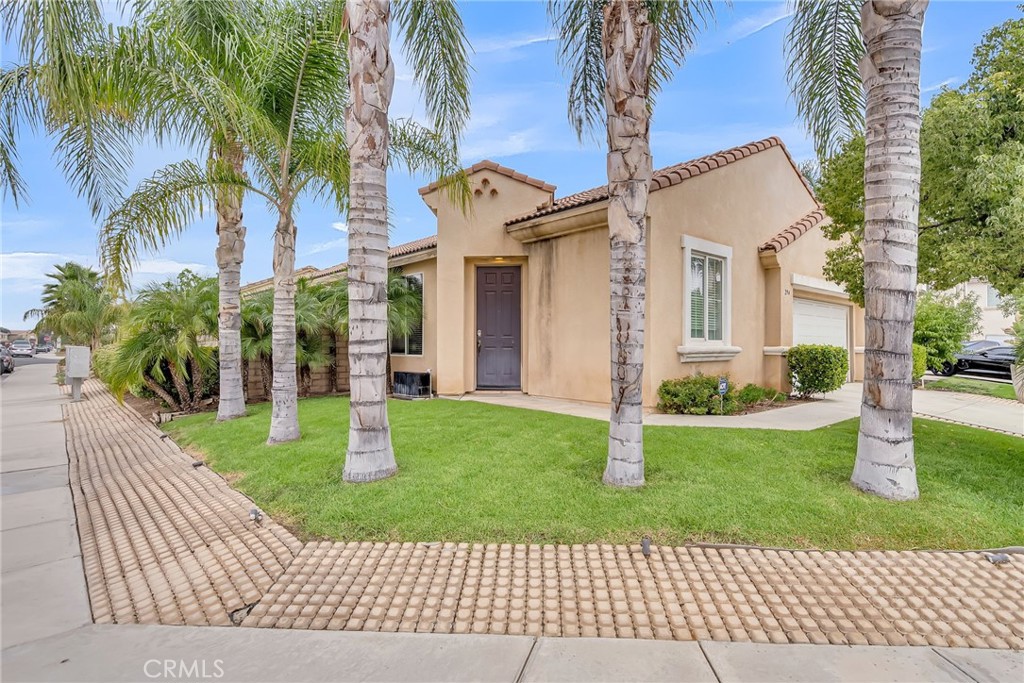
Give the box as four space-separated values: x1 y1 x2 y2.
342 0 471 483
105 271 218 412
787 1 927 500
3 0 261 422
103 0 465 446
24 262 121 351
549 0 713 487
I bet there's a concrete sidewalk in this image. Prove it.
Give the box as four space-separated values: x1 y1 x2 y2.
4 623 1021 682
459 383 1023 435
1 359 93 650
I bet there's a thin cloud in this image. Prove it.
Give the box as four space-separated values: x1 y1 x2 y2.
474 33 554 55
696 3 793 55
306 237 347 255
134 259 211 276
0 217 56 231
0 251 92 280
923 77 960 93
332 221 348 233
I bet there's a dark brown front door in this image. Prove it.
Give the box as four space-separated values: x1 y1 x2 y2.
476 266 521 389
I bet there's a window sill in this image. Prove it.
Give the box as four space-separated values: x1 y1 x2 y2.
677 345 742 363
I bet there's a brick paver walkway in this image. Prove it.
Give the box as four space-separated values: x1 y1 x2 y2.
66 380 1023 649
65 380 302 625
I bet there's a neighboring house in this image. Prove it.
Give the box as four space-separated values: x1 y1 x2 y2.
244 137 865 405
949 279 1014 342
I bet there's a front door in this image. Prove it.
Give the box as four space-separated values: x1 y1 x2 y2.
476 266 521 389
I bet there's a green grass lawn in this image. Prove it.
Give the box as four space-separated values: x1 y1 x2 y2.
165 397 1024 551
922 376 1018 401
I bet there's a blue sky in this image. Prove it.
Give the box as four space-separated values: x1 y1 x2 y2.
1 1 1019 329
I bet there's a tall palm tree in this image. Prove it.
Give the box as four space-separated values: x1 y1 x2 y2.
342 0 471 483
2 0 261 422
787 1 927 500
103 0 463 445
549 0 713 487
24 262 121 351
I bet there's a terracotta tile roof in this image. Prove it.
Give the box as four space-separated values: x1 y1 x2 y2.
241 265 320 293
505 136 813 226
260 235 440 285
418 160 556 195
759 208 828 253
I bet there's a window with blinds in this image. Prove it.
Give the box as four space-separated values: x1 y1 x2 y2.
689 253 725 342
390 273 424 355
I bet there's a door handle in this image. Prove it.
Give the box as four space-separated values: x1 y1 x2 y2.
477 329 482 351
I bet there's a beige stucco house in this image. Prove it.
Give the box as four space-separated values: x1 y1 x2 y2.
243 136 865 406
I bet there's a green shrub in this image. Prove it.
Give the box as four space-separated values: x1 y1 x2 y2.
786 344 848 397
914 290 981 371
736 383 785 405
912 343 928 383
657 374 737 415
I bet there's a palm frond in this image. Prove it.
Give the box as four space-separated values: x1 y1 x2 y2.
389 118 470 210
549 0 606 141
393 0 472 144
99 159 253 294
785 0 865 160
648 0 716 102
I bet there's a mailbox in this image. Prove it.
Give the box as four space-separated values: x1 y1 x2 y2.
65 345 90 400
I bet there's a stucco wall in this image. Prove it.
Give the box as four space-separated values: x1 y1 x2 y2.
425 170 549 395
644 147 804 402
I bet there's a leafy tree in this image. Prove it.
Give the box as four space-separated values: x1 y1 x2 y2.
103 271 218 412
815 13 1024 305
913 291 982 373
550 0 714 487
342 0 471 483
23 262 121 351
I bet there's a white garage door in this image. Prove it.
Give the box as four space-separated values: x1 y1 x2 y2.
793 298 851 379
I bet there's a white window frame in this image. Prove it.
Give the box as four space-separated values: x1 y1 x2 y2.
389 272 424 357
678 235 741 363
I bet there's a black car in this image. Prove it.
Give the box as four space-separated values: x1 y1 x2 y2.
0 347 14 374
935 340 1002 375
948 344 1014 379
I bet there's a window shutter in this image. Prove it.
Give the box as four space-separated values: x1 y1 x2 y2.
707 256 724 341
690 255 705 339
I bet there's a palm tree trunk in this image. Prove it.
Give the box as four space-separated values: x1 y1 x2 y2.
851 0 927 501
601 0 654 488
169 366 192 413
189 355 204 408
343 0 398 483
214 139 248 422
267 211 300 444
260 357 272 401
144 375 180 412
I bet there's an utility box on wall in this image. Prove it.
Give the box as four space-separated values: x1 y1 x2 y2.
65 345 90 400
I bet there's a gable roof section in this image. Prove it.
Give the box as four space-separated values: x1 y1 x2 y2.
505 136 814 226
758 208 828 253
418 160 556 196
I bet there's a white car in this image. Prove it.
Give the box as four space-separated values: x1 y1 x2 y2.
9 340 35 358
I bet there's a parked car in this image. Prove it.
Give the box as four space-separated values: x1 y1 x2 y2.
0 347 13 374
935 340 1002 375
9 340 35 358
949 345 1014 379
36 343 52 353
